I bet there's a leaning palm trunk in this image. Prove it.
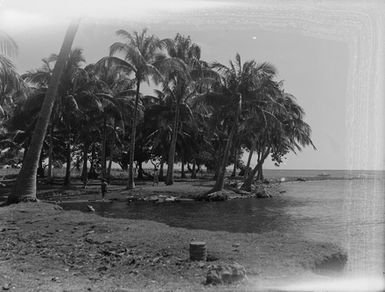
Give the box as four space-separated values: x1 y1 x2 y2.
256 163 264 181
165 102 180 185
209 123 237 193
240 149 270 191
8 19 80 204
47 122 54 183
127 79 140 189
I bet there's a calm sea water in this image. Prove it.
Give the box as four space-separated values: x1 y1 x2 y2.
62 170 385 276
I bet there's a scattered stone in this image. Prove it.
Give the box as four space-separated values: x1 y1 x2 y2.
255 191 271 198
175 198 194 202
205 191 229 202
206 253 220 262
53 204 63 210
206 263 247 285
165 196 176 202
87 205 95 212
148 195 159 202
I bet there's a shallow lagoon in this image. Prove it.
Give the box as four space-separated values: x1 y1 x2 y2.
62 178 385 276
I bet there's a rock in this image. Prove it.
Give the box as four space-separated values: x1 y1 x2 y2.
148 195 159 202
296 177 306 182
256 191 271 198
53 204 63 210
87 205 95 212
165 196 176 202
313 251 348 275
2 283 10 290
206 263 247 285
175 198 194 202
206 253 220 262
205 191 229 202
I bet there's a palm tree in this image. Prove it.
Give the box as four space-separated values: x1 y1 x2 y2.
0 31 22 123
8 19 80 203
202 54 277 193
93 57 135 181
241 90 315 191
110 28 162 189
22 56 55 181
159 34 201 185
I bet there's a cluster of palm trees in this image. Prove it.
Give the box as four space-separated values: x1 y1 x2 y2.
0 25 315 203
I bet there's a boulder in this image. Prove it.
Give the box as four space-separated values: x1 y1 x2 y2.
254 185 271 198
206 263 247 285
255 191 271 198
313 251 348 275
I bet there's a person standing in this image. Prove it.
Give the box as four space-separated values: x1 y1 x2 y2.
153 168 159 186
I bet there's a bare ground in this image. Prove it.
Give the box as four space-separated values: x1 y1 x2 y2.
0 194 346 291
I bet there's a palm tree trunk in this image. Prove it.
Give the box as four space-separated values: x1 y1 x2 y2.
89 143 96 179
159 160 164 180
8 19 80 204
191 160 197 179
107 124 116 183
181 157 186 178
127 78 141 189
165 101 180 185
38 151 44 178
210 123 236 193
47 122 54 183
241 149 270 191
64 131 71 186
101 116 107 180
256 163 264 181
231 147 238 177
81 141 88 181
244 143 254 177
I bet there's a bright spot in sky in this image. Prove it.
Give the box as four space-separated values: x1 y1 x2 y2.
252 36 257 40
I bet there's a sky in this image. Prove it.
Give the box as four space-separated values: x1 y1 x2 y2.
0 0 360 170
